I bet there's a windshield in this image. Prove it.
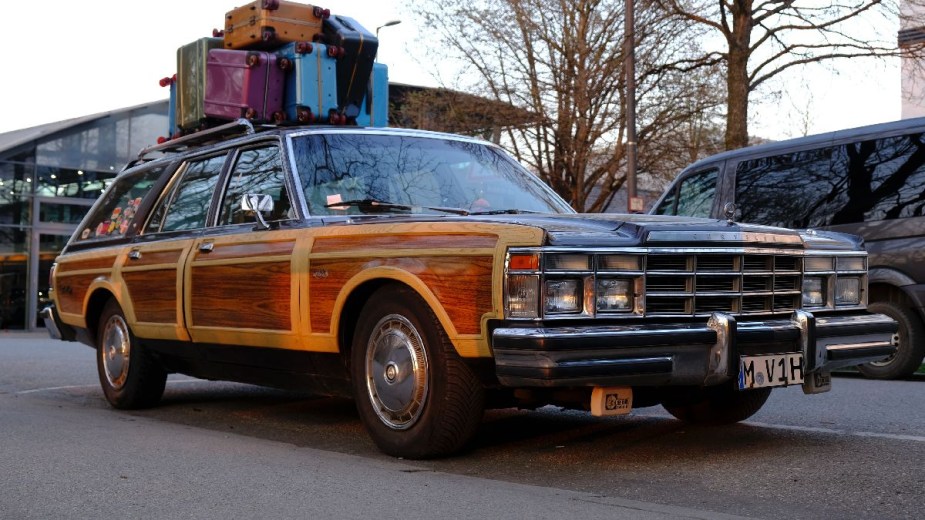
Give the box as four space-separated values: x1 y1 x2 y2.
290 133 573 216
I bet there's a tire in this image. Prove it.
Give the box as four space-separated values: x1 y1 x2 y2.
96 299 167 409
351 286 484 459
662 382 772 425
858 301 925 380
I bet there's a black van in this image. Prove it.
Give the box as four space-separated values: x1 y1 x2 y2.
652 117 925 379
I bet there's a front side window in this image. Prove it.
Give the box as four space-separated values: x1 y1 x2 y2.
75 166 164 242
653 169 717 217
218 145 293 226
148 154 226 233
291 133 573 216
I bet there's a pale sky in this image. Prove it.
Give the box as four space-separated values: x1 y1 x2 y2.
0 1 904 141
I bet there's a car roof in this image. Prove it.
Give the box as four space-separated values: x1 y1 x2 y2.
123 119 496 174
679 116 925 175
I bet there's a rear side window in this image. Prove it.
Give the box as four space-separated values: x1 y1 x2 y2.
147 154 226 233
734 148 836 228
654 169 717 218
735 134 925 228
75 166 164 242
828 133 925 223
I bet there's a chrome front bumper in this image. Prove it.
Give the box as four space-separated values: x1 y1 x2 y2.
491 311 898 387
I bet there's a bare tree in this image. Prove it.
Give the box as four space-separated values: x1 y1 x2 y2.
655 0 925 150
409 0 724 212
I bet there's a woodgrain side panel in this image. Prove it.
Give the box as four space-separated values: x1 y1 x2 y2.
190 262 291 330
416 257 493 334
56 256 118 273
121 270 178 323
195 241 295 261
125 249 183 267
309 256 493 334
55 274 97 315
312 234 498 254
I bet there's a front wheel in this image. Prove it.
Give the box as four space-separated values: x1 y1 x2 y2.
351 286 484 459
858 301 924 380
96 299 167 409
662 382 771 425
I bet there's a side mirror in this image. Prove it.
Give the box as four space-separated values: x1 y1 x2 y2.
242 193 275 230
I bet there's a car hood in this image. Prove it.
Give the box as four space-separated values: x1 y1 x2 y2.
528 213 862 250
325 212 863 250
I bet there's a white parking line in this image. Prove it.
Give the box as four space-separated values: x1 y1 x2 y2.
745 421 925 443
14 379 204 395
15 384 97 395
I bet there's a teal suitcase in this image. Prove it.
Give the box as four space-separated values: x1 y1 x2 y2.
278 41 339 123
355 63 388 127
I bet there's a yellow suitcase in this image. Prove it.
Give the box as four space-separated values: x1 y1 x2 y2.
224 0 329 50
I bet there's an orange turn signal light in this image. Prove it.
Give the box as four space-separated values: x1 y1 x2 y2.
509 253 540 271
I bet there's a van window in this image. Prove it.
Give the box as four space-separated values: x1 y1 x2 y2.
734 135 925 228
828 133 925 224
734 147 836 228
653 169 717 217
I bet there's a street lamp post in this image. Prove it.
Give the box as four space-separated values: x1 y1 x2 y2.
376 19 402 38
625 0 639 213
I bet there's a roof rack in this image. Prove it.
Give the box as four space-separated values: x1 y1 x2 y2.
130 119 276 167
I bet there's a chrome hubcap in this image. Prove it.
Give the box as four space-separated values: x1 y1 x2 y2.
869 332 902 367
101 314 131 389
365 314 429 430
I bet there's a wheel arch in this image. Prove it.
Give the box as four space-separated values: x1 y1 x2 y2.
334 268 462 367
869 281 922 322
84 287 119 348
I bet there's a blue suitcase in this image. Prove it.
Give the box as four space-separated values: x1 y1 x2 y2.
278 41 339 123
355 63 388 127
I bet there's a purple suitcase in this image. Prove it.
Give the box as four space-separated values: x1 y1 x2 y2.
204 49 287 123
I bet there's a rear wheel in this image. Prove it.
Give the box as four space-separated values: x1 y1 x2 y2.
351 286 484 459
858 301 924 380
662 382 771 425
96 299 167 409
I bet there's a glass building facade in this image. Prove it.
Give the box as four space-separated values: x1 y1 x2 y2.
0 102 167 329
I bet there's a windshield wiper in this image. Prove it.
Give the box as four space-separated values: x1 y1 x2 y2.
468 209 541 215
324 198 470 216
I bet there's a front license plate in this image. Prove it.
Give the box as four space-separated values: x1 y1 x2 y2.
738 353 804 390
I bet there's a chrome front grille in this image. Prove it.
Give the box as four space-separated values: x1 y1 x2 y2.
645 253 802 316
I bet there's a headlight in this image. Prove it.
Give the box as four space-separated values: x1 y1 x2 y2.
596 278 633 312
802 277 825 308
545 279 582 314
835 277 861 305
506 274 539 318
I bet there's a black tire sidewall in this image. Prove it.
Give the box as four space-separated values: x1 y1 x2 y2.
96 299 165 409
858 301 925 380
351 287 471 458
662 382 772 425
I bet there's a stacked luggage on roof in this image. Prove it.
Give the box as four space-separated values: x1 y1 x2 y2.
159 0 389 143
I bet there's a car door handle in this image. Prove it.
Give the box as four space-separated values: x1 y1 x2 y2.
199 242 214 253
128 250 142 260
